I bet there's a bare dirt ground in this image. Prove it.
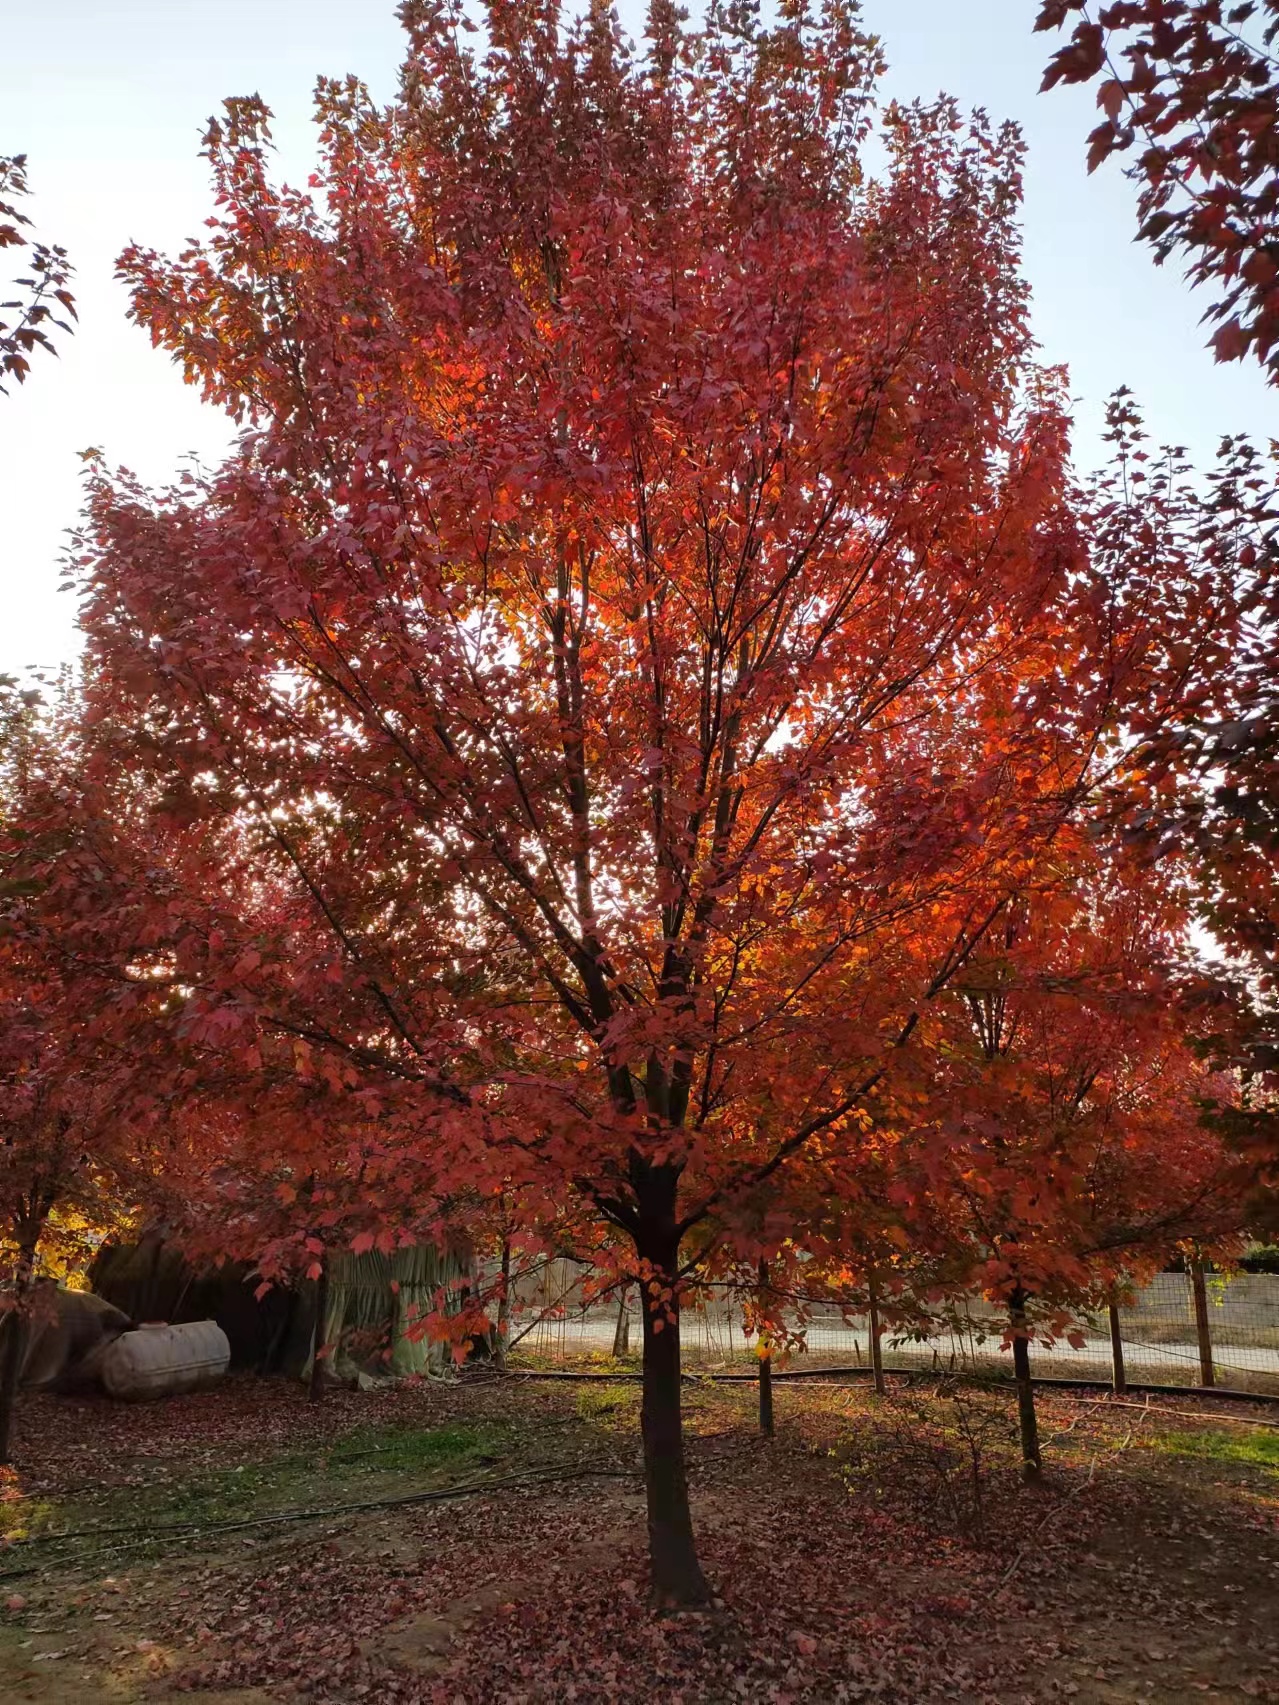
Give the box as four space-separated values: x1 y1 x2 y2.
0 1368 1275 1703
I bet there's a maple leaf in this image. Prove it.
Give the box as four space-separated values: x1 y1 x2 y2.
1211 317 1251 362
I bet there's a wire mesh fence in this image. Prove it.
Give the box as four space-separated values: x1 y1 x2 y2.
507 1262 1279 1396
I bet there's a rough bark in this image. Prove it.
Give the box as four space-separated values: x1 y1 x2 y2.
1010 1289 1041 1484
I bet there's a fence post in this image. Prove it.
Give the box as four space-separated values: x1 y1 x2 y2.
867 1268 886 1395
1190 1261 1215 1389
1107 1296 1127 1396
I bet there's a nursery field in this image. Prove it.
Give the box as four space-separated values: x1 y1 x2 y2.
0 1370 1275 1704
7 2 1279 1700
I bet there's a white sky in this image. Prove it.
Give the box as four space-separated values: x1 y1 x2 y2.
1 0 1272 681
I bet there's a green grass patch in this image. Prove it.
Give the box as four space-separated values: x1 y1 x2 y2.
323 1419 504 1477
509 1347 640 1373
169 1416 497 1507
115 1417 508 1527
1148 1426 1279 1474
2 1419 511 1576
575 1384 636 1422
0 1488 53 1544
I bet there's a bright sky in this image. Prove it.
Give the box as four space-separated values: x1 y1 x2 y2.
1 0 1273 681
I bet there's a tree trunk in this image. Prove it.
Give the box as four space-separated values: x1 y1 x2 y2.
611 1289 631 1358
867 1267 885 1397
1107 1299 1126 1397
758 1346 774 1438
262 1288 297 1376
757 1259 774 1438
636 1223 710 1609
1010 1289 1041 1484
494 1237 512 1370
1190 1261 1215 1389
0 1237 39 1465
308 1257 330 1404
0 1310 24 1467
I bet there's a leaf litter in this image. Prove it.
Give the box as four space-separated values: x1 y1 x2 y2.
0 1375 1275 1703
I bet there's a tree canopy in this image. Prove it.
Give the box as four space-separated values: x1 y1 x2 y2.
0 0 1262 1603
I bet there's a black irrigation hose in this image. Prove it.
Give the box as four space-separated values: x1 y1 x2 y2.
1007 1373 1279 1407
510 1365 895 1384
509 1364 1279 1409
0 1460 639 1582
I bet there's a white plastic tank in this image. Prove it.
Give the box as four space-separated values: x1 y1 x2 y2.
100 1320 230 1401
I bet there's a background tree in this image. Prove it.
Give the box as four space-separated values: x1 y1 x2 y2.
1037 0 1279 379
0 686 157 1460
902 851 1246 1475
0 154 74 393
1033 3 1279 1182
1089 397 1279 1168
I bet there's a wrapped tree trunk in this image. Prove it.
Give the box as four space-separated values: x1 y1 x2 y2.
1010 1287 1041 1484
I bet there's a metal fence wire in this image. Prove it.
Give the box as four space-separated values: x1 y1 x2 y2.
507 1263 1279 1397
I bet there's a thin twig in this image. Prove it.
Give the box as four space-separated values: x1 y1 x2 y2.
999 1400 1149 1588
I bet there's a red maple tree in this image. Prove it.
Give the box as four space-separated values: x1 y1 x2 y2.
0 153 74 393
76 1 1259 1599
1037 0 1279 377
909 852 1245 1470
0 686 166 1459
